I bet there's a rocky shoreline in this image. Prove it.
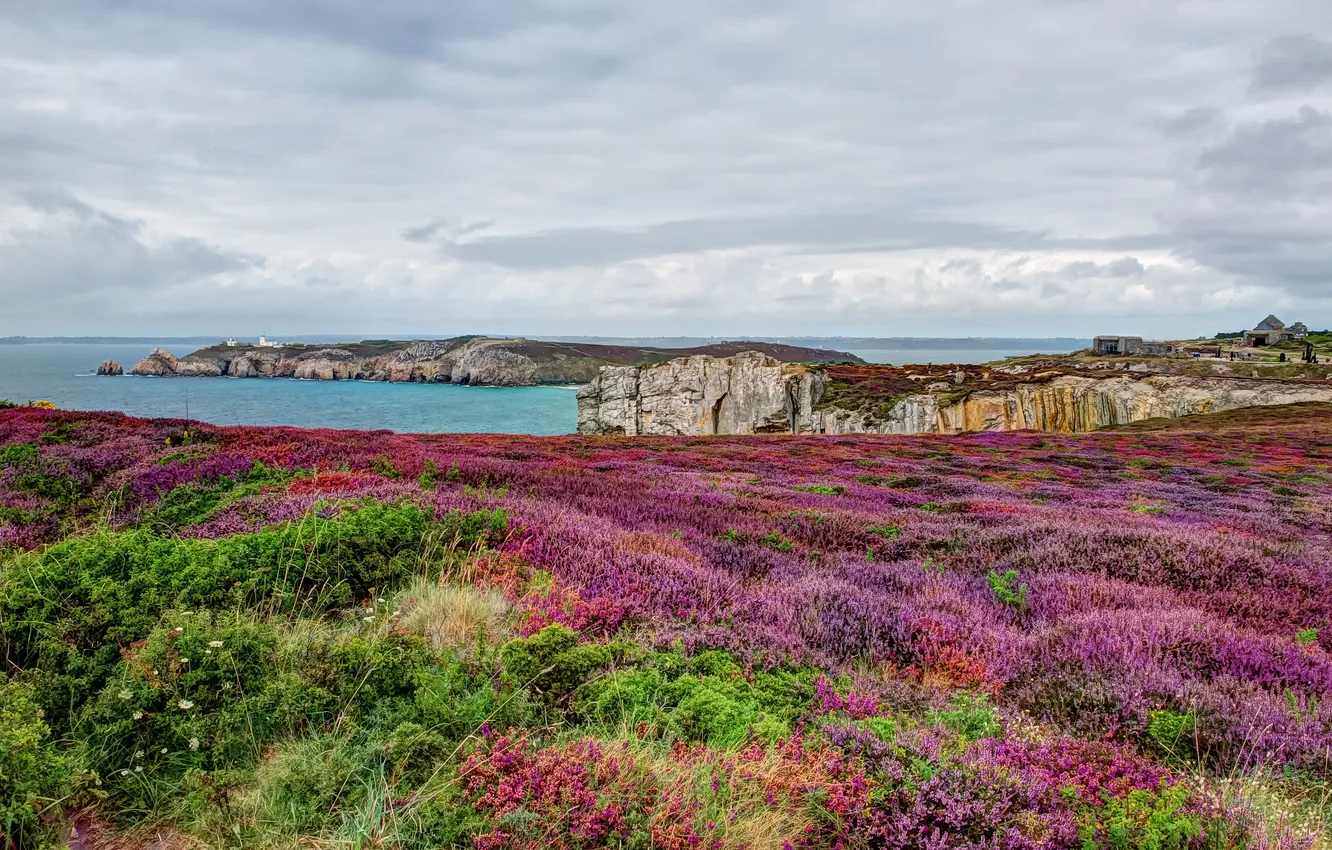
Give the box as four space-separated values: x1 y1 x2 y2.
126 336 861 387
576 351 1332 435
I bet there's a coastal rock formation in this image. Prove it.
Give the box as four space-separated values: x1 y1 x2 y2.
124 337 860 387
129 349 180 376
577 352 1332 435
577 352 824 435
96 360 123 376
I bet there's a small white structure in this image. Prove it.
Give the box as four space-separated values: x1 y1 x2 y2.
224 337 239 347
256 335 283 348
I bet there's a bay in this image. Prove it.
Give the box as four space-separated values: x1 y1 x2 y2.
0 342 1080 433
0 344 578 435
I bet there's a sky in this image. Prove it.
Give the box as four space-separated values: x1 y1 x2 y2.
2 0 1331 339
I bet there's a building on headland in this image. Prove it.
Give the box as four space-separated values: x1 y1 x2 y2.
1090 335 1174 356
1243 315 1307 346
224 334 285 348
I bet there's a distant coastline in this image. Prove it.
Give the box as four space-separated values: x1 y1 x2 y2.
120 336 868 387
4 334 1092 349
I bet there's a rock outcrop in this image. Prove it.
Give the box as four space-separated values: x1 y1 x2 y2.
96 360 123 376
577 352 1332 435
576 352 824 435
125 337 860 387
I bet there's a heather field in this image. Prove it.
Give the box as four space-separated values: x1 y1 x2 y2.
2 405 1331 849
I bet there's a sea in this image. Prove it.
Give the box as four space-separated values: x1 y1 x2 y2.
0 342 1078 434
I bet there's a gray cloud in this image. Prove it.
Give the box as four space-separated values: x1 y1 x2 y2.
429 212 1168 270
1252 35 1332 94
1160 104 1332 294
1193 107 1332 199
1154 106 1225 137
0 190 258 303
1 0 1330 336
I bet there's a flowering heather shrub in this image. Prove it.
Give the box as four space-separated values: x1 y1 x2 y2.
1 406 1330 848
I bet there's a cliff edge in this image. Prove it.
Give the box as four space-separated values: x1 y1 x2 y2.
577 352 1332 435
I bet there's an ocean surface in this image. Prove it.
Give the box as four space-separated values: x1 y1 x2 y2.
0 343 1078 434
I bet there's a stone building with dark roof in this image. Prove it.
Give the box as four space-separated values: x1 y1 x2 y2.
1243 315 1307 345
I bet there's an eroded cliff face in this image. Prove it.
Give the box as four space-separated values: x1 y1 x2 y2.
577 353 1332 435
576 352 824 436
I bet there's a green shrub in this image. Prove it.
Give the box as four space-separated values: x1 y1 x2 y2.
927 693 1000 743
0 504 507 728
1295 627 1319 647
987 570 1028 608
1079 784 1202 850
919 501 944 513
369 454 402 479
758 532 794 552
867 525 900 539
580 649 815 748
146 462 296 531
0 681 73 848
1146 709 1195 759
418 459 442 489
415 659 532 743
793 485 845 496
500 625 615 703
0 443 39 468
1129 504 1167 516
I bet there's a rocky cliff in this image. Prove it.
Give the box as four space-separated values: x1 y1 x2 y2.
576 352 825 435
576 352 1332 435
127 337 860 387
95 360 123 376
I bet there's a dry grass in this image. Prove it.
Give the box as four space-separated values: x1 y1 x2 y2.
63 811 207 850
392 576 512 654
1196 771 1332 850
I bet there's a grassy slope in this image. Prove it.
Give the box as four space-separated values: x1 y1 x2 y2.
2 405 1331 849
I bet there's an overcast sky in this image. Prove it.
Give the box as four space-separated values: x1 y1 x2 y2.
3 1 1331 338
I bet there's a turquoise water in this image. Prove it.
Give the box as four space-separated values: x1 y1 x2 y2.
0 343 1078 434
0 344 579 434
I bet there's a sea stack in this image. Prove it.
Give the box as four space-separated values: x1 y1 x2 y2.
96 360 124 376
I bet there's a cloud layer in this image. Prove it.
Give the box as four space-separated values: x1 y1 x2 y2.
2 1 1330 337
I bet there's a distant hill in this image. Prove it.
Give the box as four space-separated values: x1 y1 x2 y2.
125 336 865 386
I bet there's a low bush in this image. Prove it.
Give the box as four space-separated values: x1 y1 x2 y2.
0 681 74 848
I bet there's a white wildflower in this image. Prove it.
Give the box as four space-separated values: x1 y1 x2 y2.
134 750 144 759
174 627 183 633
377 597 385 603
180 657 189 664
363 616 374 622
207 640 223 648
132 711 143 720
188 738 200 751
134 765 143 773
178 699 194 710
118 689 132 700
120 769 129 776
160 747 168 754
